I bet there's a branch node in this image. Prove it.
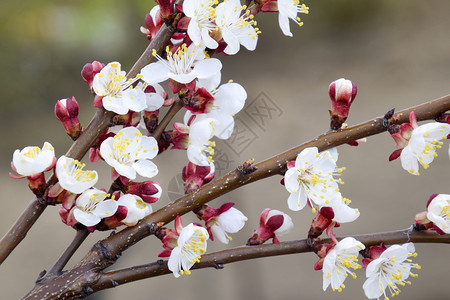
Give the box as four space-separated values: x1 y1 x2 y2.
383 108 396 127
35 270 47 283
238 158 257 175
214 263 224 270
84 286 94 294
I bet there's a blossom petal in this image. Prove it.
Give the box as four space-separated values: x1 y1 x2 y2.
193 58 222 79
400 146 419 175
278 13 292 37
287 188 307 211
141 61 170 84
94 199 119 218
73 208 101 227
284 168 299 193
132 159 159 178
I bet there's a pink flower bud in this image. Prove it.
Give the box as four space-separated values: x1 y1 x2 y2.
247 208 293 245
126 181 162 203
55 97 82 140
81 61 105 88
328 78 357 130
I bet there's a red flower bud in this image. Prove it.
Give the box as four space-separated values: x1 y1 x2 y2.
81 61 105 88
328 78 357 130
126 181 162 203
55 97 82 140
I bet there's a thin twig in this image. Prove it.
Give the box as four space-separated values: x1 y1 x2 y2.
152 98 184 140
47 228 90 276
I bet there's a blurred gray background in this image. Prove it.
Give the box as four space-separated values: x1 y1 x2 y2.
1 0 449 299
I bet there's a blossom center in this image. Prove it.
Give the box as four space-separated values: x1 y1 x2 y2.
23 147 40 159
152 44 201 76
63 160 96 183
112 130 147 164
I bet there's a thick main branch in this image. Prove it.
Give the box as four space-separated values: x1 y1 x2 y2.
99 94 450 259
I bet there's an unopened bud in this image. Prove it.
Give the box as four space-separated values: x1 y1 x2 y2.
328 78 357 130
55 97 82 140
81 61 105 89
126 181 162 203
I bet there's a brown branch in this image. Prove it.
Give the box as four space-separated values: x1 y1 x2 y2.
0 21 177 266
47 228 90 276
76 229 450 295
151 98 184 140
22 94 450 299
97 94 450 260
0 197 46 264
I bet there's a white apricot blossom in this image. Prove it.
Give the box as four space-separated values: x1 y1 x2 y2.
92 62 147 115
183 0 219 49
168 223 209 277
56 156 98 194
12 142 55 176
323 237 365 292
73 188 118 227
215 0 259 55
100 127 159 180
140 44 222 85
320 192 360 224
400 122 450 175
426 194 450 233
363 243 420 299
184 81 247 139
210 207 248 244
284 147 343 211
187 118 217 166
117 194 152 226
